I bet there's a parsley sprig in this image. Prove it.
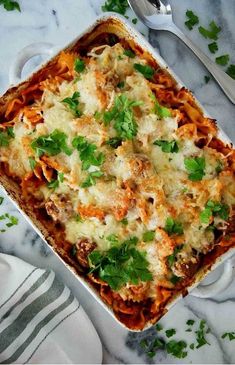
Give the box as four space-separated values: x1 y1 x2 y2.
72 136 104 170
184 157 206 181
101 0 129 15
200 200 229 224
221 332 235 341
216 54 230 66
226 64 235 79
0 213 18 232
134 63 155 80
81 171 103 188
88 236 153 290
0 0 20 11
167 245 184 267
31 130 72 158
74 58 85 73
62 91 82 117
185 10 199 30
103 94 142 140
199 21 221 40
153 140 179 153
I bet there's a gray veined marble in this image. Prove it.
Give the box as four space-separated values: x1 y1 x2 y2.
0 0 235 363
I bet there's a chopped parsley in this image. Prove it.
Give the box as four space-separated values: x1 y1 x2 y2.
72 136 104 170
165 329 176 338
105 136 122 149
123 49 135 58
88 236 152 290
184 157 206 181
103 94 142 140
221 332 235 341
28 157 36 170
187 319 195 326
117 81 125 89
134 63 155 80
167 245 183 267
204 75 210 83
47 179 59 190
151 94 171 118
153 140 179 153
106 234 119 245
0 0 20 11
170 275 181 285
198 21 221 40
143 230 155 242
164 217 183 236
208 41 218 54
185 10 199 30
216 54 230 66
166 340 187 359
81 171 103 188
140 337 165 359
120 218 128 225
0 196 4 205
156 323 163 331
74 58 85 73
195 320 210 348
0 213 18 230
62 91 82 117
0 127 15 147
101 0 129 15
200 200 229 224
31 130 72 157
132 18 138 25
226 64 235 79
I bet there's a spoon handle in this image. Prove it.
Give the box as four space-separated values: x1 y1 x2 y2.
168 24 235 104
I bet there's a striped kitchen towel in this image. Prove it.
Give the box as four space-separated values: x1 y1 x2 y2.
0 253 102 364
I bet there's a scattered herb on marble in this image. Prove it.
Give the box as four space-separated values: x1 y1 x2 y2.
0 0 20 12
226 64 235 79
195 319 211 348
185 10 199 30
166 340 187 359
187 319 195 326
132 18 138 25
0 196 4 205
165 329 176 338
208 41 218 54
204 75 210 83
199 20 221 40
221 332 235 341
0 213 18 232
216 54 230 66
101 0 129 15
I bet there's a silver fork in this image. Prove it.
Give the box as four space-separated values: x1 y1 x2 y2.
128 0 235 104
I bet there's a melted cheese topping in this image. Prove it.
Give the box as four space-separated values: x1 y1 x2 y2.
2 43 234 301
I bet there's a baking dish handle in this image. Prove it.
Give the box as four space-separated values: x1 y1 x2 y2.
9 42 59 85
190 259 233 298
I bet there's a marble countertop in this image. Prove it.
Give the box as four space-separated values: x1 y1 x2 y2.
0 0 235 363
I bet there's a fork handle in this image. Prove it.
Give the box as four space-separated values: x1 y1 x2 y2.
166 24 235 104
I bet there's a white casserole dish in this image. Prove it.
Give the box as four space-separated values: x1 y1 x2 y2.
1 13 235 330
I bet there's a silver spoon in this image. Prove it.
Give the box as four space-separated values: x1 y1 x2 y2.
128 0 235 104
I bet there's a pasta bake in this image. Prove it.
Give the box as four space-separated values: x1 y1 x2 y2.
0 17 234 330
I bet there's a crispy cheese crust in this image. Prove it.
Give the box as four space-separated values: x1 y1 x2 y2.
0 19 234 330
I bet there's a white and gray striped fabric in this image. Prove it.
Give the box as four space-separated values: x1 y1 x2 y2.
0 253 102 364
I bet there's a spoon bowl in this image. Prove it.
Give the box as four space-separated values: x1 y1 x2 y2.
128 0 235 104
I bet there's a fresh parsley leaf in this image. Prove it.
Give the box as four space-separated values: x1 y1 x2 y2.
31 129 72 157
123 49 135 58
0 0 20 11
198 21 221 40
226 64 235 79
166 329 176 338
184 157 206 181
106 234 119 245
74 58 85 73
134 63 155 79
120 218 128 225
164 217 183 236
103 94 142 140
156 323 163 331
29 157 36 170
94 111 102 120
221 332 235 341
195 320 210 348
62 91 82 117
4 214 18 227
72 136 104 170
216 54 230 66
215 160 223 174
88 236 152 290
58 172 64 183
187 319 195 326
132 18 138 24
185 10 199 30
151 94 171 118
143 231 155 242
47 179 59 190
170 275 181 285
208 42 218 54
101 0 129 15
0 128 14 147
105 137 122 149
81 171 103 188
190 343 195 350
166 340 187 359
0 197 4 205
200 200 229 224
204 75 211 84
153 140 179 153
167 245 183 267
